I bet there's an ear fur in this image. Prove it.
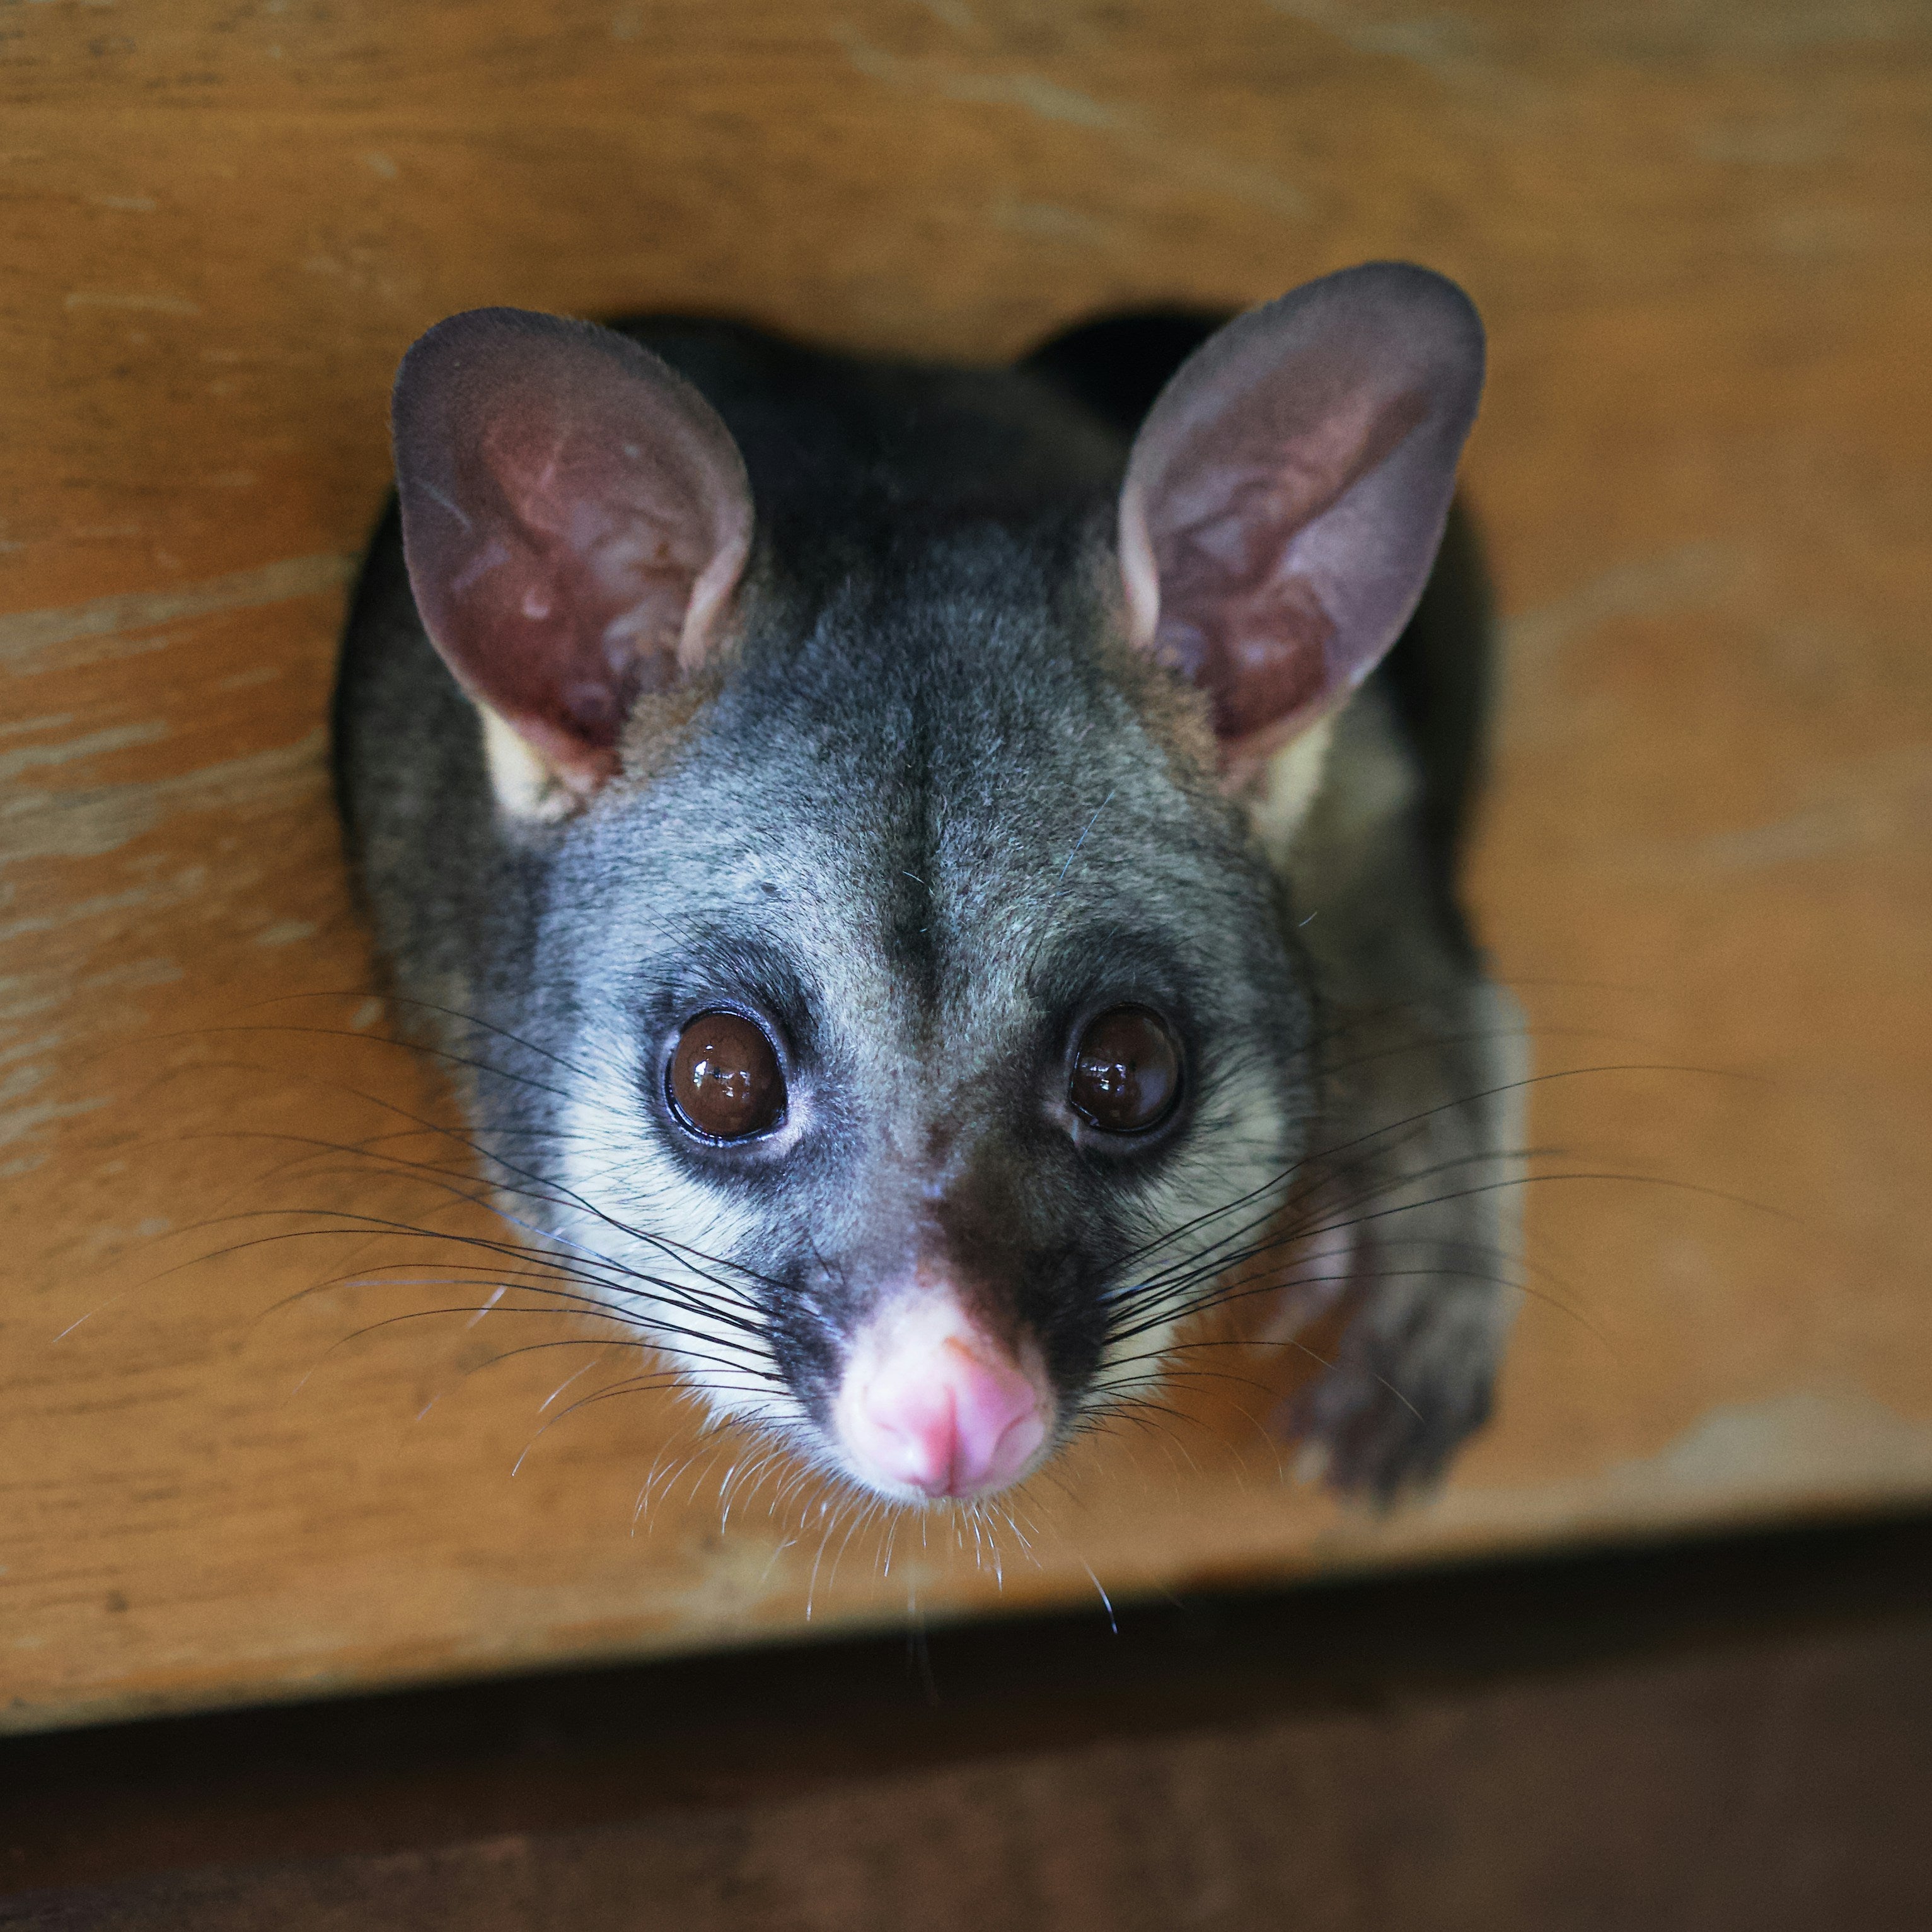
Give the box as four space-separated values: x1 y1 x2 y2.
391 308 753 815
1118 263 1484 788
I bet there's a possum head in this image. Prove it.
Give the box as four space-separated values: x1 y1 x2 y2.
391 265 1483 1503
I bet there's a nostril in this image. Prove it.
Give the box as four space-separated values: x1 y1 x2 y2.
939 1339 1044 1483
858 1384 960 1495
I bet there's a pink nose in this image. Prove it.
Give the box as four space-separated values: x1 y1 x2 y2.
837 1316 1049 1500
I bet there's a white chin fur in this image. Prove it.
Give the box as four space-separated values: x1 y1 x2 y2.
1084 1055 1302 1416
541 1045 802 1437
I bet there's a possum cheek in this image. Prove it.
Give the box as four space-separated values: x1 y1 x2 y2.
831 1285 1054 1502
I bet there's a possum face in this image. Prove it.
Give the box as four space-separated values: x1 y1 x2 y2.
388 266 1483 1500
532 553 1318 1500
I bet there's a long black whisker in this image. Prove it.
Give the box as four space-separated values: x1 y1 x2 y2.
1109 1060 1737 1286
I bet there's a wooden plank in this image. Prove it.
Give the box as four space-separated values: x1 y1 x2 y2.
3 0 1930 1732
8 1521 1932 1928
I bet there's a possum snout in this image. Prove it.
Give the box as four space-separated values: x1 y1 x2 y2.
832 1287 1053 1500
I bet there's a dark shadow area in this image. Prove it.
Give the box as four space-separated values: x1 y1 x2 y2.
4 1510 1930 1927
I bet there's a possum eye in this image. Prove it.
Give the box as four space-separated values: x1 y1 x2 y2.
1068 1007 1182 1135
668 1010 785 1140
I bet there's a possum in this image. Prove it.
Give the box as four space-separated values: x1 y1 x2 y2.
331 262 1525 1508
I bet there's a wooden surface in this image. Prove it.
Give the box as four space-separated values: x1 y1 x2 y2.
7 1518 1932 1926
3 0 1929 1732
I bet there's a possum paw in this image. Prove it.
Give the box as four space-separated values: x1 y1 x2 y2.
1280 1251 1511 1503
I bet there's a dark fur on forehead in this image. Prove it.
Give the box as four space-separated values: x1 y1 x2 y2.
675 522 1275 1029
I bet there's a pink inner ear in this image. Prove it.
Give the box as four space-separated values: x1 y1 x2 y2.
1119 264 1483 765
1150 385 1428 740
393 309 753 795
468 407 717 746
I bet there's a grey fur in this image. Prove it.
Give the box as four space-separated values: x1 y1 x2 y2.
332 305 1523 1503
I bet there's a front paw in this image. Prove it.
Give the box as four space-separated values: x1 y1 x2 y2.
1280 1246 1510 1502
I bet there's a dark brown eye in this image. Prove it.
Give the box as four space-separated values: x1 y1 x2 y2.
1068 1006 1182 1135
668 1010 785 1140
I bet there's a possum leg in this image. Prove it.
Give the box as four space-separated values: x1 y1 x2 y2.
1275 676 1527 1500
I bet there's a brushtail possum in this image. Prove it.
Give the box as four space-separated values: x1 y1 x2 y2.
332 262 1525 1508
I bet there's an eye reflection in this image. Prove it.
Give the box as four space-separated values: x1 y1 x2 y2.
668 1010 785 1140
1068 1006 1182 1134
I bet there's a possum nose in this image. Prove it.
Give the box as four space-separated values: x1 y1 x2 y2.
836 1307 1050 1500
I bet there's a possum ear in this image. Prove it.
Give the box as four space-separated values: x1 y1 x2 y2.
392 308 752 816
1118 263 1483 780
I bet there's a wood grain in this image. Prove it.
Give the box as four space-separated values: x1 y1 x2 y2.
3 0 1929 1732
